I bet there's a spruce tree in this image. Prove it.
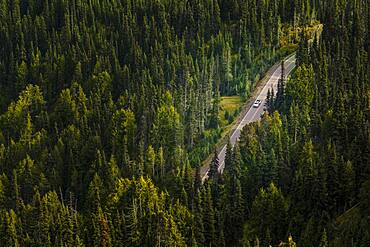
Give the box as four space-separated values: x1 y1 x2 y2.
209 149 219 181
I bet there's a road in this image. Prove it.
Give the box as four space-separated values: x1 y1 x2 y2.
202 54 296 181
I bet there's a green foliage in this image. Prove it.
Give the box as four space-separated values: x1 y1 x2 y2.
285 64 315 109
0 0 368 246
108 177 187 246
244 183 289 244
237 1 370 245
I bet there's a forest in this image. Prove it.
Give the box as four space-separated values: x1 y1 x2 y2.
0 0 369 246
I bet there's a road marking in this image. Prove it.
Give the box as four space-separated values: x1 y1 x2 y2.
202 55 296 181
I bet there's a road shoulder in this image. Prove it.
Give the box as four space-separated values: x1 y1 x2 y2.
200 54 295 176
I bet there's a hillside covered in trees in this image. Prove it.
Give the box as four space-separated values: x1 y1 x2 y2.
0 0 369 246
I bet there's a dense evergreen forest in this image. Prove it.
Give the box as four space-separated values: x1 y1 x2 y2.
0 0 369 246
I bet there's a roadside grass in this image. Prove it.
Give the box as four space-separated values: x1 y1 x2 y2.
197 24 323 173
188 96 244 168
218 95 244 148
200 52 295 170
219 96 243 128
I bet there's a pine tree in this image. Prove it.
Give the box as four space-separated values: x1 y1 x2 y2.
194 189 205 246
5 210 19 247
275 60 286 111
203 184 216 246
209 149 219 181
209 90 220 129
319 229 328 247
87 173 103 212
224 141 233 174
145 145 156 178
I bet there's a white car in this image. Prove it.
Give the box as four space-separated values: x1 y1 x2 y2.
253 100 262 108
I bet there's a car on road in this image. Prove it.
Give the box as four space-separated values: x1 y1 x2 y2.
253 100 262 108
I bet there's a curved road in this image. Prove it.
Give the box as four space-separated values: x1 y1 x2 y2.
202 54 296 181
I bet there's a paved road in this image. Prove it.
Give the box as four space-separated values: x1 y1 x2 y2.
202 54 296 181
